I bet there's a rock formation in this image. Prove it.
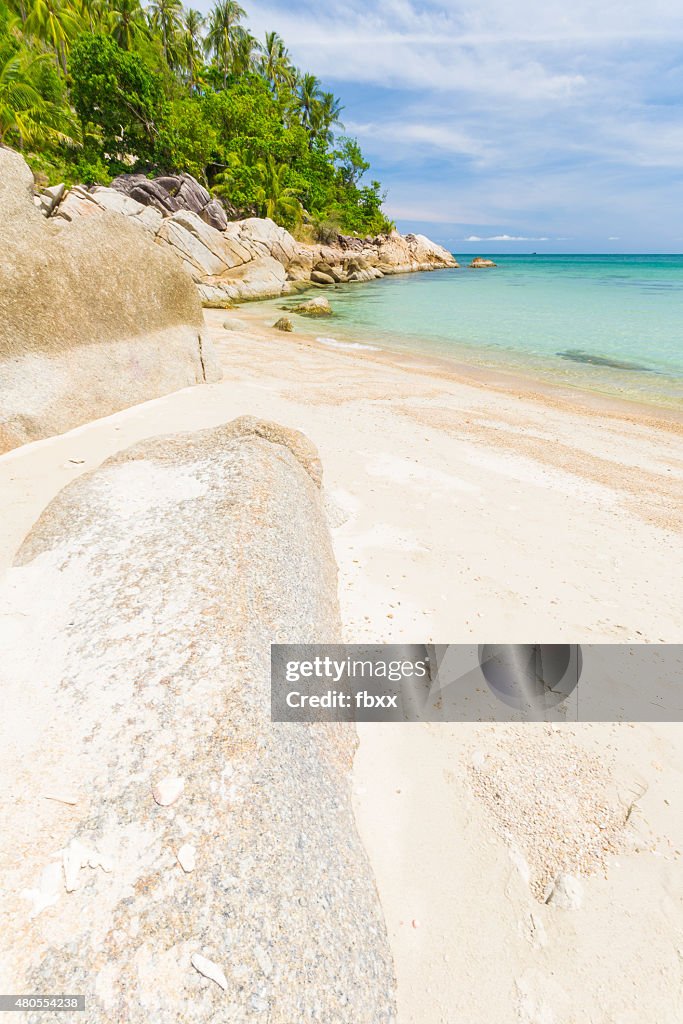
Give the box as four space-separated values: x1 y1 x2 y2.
0 148 220 454
469 257 497 268
0 416 396 1022
36 170 458 307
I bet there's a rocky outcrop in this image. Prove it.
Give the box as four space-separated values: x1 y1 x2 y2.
40 171 458 306
0 416 396 1023
469 257 497 268
0 148 220 454
110 171 233 230
289 296 333 317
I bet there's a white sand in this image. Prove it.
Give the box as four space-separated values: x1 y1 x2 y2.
1 309 682 1021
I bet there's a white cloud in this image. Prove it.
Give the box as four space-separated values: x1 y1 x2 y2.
462 234 549 241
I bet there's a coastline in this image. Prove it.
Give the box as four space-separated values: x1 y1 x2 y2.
231 297 683 427
1 308 681 1022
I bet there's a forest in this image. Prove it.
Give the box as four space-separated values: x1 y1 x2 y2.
0 0 393 236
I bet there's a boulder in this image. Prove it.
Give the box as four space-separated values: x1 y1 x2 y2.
156 211 252 280
311 270 336 285
222 317 249 331
273 316 293 332
211 256 288 302
201 199 228 232
237 217 299 266
0 147 220 454
469 257 497 268
290 296 332 317
286 254 314 282
0 416 396 1023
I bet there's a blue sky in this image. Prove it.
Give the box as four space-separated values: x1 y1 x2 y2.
201 0 683 252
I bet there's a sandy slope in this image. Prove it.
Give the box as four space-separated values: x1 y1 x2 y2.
1 309 681 1022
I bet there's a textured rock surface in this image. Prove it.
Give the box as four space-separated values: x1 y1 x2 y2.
46 171 457 305
0 148 220 454
469 257 497 268
0 416 396 1023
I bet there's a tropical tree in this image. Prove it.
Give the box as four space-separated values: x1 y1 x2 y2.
254 153 301 224
108 0 148 50
147 0 181 66
24 0 81 71
309 90 343 146
0 43 74 144
258 30 293 94
204 0 244 85
296 71 319 130
180 6 204 91
230 24 256 76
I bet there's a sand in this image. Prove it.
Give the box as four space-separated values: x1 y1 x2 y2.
1 308 681 1021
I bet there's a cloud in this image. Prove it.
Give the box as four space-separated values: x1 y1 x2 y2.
198 0 683 248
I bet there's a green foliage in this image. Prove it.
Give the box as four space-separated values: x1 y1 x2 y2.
1 0 391 236
70 33 164 167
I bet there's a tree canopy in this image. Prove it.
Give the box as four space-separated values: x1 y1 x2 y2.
0 0 393 236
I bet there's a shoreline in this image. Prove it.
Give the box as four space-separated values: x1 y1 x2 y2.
1 308 681 1022
232 298 683 430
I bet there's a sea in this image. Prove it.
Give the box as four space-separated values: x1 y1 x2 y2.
264 254 683 408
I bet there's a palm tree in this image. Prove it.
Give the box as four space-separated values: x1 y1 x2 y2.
0 45 75 146
24 0 82 72
310 90 344 146
255 153 302 225
296 72 320 131
147 0 182 65
259 30 294 94
180 7 204 92
74 0 107 33
204 0 245 86
108 0 149 50
231 25 256 76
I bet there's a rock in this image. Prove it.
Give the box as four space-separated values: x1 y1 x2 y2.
273 316 293 332
191 953 228 991
237 217 298 265
152 776 185 807
210 255 288 301
469 257 496 268
286 255 314 281
176 843 196 873
0 148 221 454
0 416 395 1021
201 199 228 232
545 873 583 910
311 270 336 285
290 296 332 317
314 261 342 282
221 318 249 331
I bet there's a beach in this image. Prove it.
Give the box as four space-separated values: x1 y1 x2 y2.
1 308 681 1021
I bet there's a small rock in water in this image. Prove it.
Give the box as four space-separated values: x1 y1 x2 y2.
152 776 185 807
273 316 293 332
191 952 228 991
177 843 196 873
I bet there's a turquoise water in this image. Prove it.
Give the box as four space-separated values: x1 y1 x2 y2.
267 254 683 407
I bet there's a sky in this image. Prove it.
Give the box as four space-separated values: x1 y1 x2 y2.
200 0 683 253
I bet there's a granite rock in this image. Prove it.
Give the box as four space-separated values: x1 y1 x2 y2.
0 416 396 1023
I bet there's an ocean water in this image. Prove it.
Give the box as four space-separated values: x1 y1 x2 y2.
267 254 683 407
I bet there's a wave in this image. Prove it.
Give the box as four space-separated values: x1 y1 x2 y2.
316 336 380 352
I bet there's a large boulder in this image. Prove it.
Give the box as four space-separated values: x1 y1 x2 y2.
0 148 221 454
0 416 396 1023
290 296 333 317
374 231 458 274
